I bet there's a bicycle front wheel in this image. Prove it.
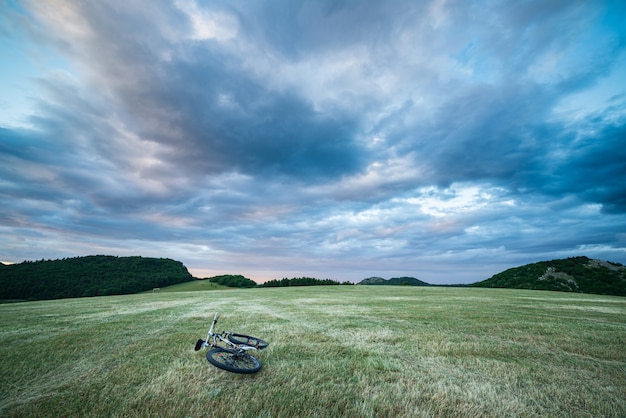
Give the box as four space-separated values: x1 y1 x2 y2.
206 347 261 374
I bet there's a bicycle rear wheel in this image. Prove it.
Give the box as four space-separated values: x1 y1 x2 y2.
227 333 269 349
206 347 261 374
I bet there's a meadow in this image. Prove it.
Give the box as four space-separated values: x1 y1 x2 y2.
1 286 624 417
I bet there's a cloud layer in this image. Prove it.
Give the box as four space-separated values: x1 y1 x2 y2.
1 0 625 282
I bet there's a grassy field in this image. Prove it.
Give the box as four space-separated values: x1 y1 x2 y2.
1 286 625 417
143 279 228 293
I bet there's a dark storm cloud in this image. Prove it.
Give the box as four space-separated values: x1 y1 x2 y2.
550 114 626 213
18 0 368 181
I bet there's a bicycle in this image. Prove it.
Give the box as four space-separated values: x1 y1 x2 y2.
194 312 269 374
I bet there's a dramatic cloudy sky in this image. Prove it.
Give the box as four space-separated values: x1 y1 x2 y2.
1 0 625 283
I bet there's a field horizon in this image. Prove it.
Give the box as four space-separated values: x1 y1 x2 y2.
1 286 625 417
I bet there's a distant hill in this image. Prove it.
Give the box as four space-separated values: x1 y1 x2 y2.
358 276 431 286
0 255 193 301
472 256 626 296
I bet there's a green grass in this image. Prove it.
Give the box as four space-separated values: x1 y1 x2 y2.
1 286 625 417
143 279 228 293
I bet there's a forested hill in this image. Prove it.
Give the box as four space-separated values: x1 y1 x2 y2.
0 255 193 301
472 256 626 296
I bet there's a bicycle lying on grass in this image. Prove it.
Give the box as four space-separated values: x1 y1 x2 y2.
194 312 269 374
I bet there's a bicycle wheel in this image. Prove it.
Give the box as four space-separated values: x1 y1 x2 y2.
206 347 261 374
227 333 269 350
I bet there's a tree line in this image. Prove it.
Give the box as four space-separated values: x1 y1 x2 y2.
201 275 353 288
0 256 359 301
0 255 193 301
205 274 257 288
258 277 352 287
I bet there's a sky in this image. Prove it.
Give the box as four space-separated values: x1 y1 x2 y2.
1 0 625 284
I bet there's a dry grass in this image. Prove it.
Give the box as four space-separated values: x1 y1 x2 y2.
1 286 625 417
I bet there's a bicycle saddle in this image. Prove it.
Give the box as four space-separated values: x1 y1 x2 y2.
194 339 205 351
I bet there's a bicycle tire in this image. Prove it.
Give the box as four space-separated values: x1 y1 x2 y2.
206 347 261 374
227 333 269 350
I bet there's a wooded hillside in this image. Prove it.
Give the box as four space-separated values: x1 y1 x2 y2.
472 256 626 296
0 255 193 301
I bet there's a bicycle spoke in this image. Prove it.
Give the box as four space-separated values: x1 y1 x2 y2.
206 347 261 374
232 355 256 370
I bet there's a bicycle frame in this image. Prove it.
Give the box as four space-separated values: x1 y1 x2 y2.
201 312 258 352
